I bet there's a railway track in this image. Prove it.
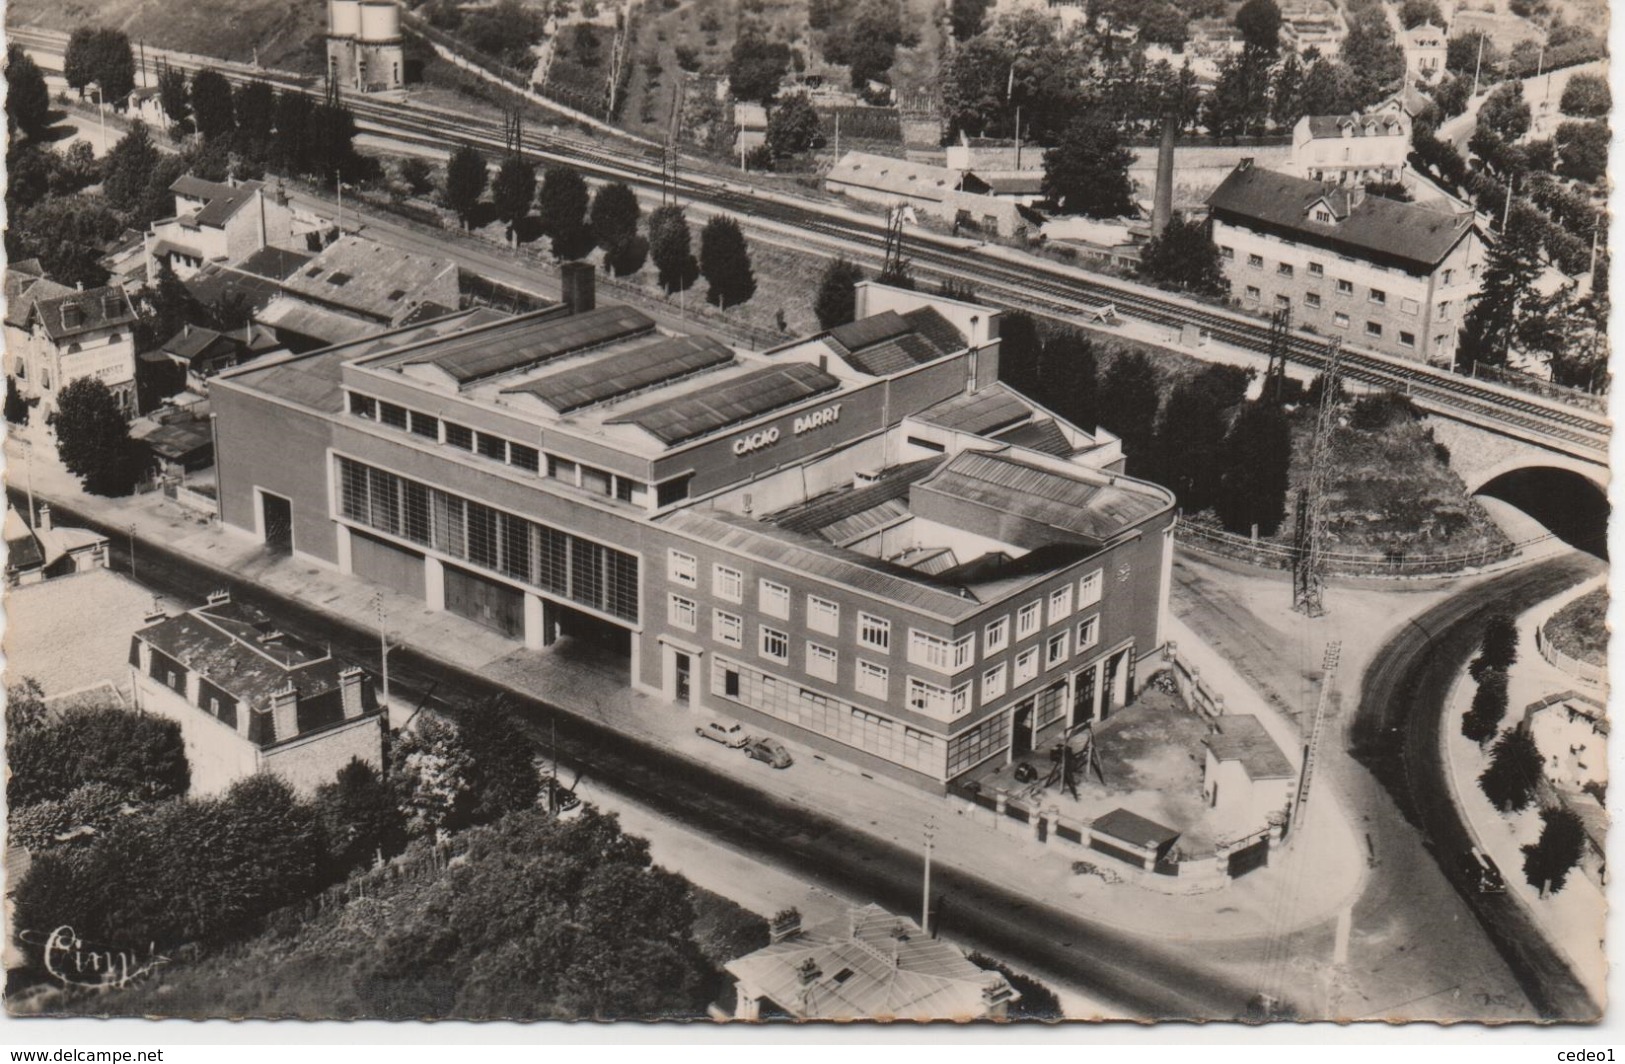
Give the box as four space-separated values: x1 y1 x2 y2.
15 26 1607 462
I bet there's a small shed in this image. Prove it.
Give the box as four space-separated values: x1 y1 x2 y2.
1088 808 1180 870
142 419 215 475
1202 714 1296 825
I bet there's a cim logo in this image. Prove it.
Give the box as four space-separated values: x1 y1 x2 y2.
731 403 843 457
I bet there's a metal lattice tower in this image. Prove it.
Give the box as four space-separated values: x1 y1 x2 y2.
1292 336 1343 617
503 108 523 158
1265 307 1291 404
882 205 909 283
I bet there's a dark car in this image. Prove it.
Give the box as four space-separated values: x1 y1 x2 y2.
1458 847 1506 894
744 736 793 769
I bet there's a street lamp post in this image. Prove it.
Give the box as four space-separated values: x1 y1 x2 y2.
375 591 392 711
129 523 138 582
89 83 108 154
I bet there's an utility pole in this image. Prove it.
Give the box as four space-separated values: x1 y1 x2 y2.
129 523 138 582
1265 306 1291 404
1471 34 1485 99
1013 105 1022 170
1292 337 1343 616
375 591 391 711
922 818 935 933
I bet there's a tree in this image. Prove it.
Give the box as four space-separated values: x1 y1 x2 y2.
1041 331 1098 433
392 715 476 838
1270 52 1306 129
536 164 593 259
7 46 52 142
314 758 407 880
6 703 188 809
5 375 32 426
1139 217 1225 296
5 676 49 736
949 0 992 40
53 377 142 495
442 145 487 227
1297 57 1362 116
729 33 791 106
1095 352 1161 473
1043 112 1134 219
89 29 136 102
1203 47 1274 138
234 80 275 148
1481 613 1519 669
492 155 537 245
996 311 1044 397
63 26 97 95
1559 73 1610 118
308 101 360 181
765 93 823 158
190 68 236 141
1340 14 1404 106
157 66 190 130
6 194 122 290
1447 32 1499 81
1459 201 1545 368
1478 726 1542 812
699 216 757 308
1399 0 1442 28
1218 399 1291 535
648 204 699 294
101 120 160 213
355 809 715 1020
1478 81 1530 141
133 258 207 355
1234 0 1282 55
1152 366 1243 513
813 256 864 329
1521 807 1587 895
1462 666 1509 743
271 88 313 175
1432 75 1470 119
1555 120 1608 185
456 701 541 824
7 783 132 853
590 182 645 275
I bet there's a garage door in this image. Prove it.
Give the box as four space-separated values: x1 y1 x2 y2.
352 531 426 601
444 563 524 638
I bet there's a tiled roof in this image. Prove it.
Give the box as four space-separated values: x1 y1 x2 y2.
235 245 315 280
824 309 961 376
1302 112 1406 139
1203 714 1295 781
184 262 287 315
827 151 956 203
993 417 1072 456
258 296 378 346
1091 807 1180 849
32 286 137 341
142 420 215 460
724 905 1013 1021
5 507 45 573
281 235 460 323
1207 163 1475 270
165 176 266 229
3 271 74 328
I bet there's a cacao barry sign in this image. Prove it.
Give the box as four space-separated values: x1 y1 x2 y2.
731 403 843 456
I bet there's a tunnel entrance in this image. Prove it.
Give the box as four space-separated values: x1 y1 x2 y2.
1474 468 1609 559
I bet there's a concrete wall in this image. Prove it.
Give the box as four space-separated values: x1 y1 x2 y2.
132 672 261 797
263 715 386 794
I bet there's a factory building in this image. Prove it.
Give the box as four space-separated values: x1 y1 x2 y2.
327 0 405 93
209 278 1175 792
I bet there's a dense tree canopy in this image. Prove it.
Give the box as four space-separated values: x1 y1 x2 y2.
7 704 188 809
1478 725 1542 811
813 256 864 329
728 34 791 106
535 164 593 259
1139 217 1225 296
1042 111 1134 218
1459 201 1546 368
649 204 699 294
699 216 757 308
1555 120 1608 185
590 182 646 275
1522 807 1587 895
1234 0 1282 54
1218 399 1292 535
190 68 237 141
442 145 488 226
1559 73 1610 118
53 378 143 496
6 46 52 142
1478 81 1531 141
765 93 823 158
491 155 538 243
1095 352 1161 474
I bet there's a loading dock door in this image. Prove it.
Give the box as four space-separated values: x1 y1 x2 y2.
261 491 292 555
444 564 524 638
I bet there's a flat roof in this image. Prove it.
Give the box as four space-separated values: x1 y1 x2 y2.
606 362 842 446
1091 808 1181 849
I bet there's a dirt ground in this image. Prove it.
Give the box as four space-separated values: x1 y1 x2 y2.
1545 586 1608 664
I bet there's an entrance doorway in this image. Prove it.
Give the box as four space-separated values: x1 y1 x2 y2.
674 652 692 705
260 491 292 555
1073 664 1097 727
1011 698 1034 758
444 564 524 638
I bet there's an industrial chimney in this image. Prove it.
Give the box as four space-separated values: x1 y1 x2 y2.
1151 114 1178 239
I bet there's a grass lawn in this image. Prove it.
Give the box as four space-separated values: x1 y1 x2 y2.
1546 588 1608 666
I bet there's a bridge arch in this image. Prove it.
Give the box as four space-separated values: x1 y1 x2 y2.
1468 461 1610 559
1458 454 1609 496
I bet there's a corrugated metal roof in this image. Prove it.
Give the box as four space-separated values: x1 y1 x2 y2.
258 297 377 345
504 334 734 412
415 304 654 385
827 310 914 352
818 499 910 545
993 417 1072 456
769 457 944 535
917 450 1167 544
827 151 956 203
841 332 948 376
659 509 979 618
281 235 459 323
607 362 841 446
914 385 1030 435
901 306 965 353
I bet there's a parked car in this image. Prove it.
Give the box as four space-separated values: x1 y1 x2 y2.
1458 847 1507 894
539 774 581 817
696 717 749 748
745 736 793 769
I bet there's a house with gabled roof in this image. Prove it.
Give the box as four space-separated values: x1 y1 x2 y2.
1207 160 1484 366
1290 111 1411 187
143 175 302 281
6 278 139 416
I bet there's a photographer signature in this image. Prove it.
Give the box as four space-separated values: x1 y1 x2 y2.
19 926 170 990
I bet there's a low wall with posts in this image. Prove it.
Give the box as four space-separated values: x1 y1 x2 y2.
1160 641 1226 723
1176 520 1552 580
1534 620 1607 689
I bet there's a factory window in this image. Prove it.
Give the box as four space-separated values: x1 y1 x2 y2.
580 465 611 497
952 634 975 671
1305 292 1322 308
1076 616 1099 653
509 444 540 473
985 616 1009 655
807 595 840 637
1366 321 1383 338
1336 279 1354 296
656 477 692 507
1438 300 1452 320
379 401 407 430
806 642 838 683
1333 312 1350 328
906 435 947 453
668 594 697 632
909 630 953 671
856 659 889 700
759 626 789 664
348 393 377 419
982 663 1008 702
548 455 578 483
1079 569 1102 607
760 579 791 620
668 549 697 587
1014 646 1039 687
1245 286 1261 302
1275 294 1291 310
951 682 971 718
714 565 743 602
947 712 1008 778
1441 268 1454 285
444 422 474 450
409 410 439 439
1400 331 1416 347
477 433 506 462
907 676 951 717
1046 631 1069 668
1017 601 1041 638
1048 585 1073 623
859 612 891 653
1220 246 1234 259
714 609 743 648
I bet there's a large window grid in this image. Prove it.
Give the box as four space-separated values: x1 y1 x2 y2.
336 456 638 622
947 712 1008 778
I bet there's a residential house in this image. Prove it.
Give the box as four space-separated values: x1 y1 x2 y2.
129 591 386 796
1207 160 1484 365
4 260 74 390
1290 112 1411 187
144 175 301 281
8 283 139 416
825 151 1033 237
724 905 1017 1020
1403 22 1448 85
4 504 110 586
156 322 284 389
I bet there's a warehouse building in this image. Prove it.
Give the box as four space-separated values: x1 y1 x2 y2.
210 280 1175 792
1208 160 1484 366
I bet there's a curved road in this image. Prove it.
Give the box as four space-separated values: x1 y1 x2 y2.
20 490 1262 1021
1351 551 1603 1021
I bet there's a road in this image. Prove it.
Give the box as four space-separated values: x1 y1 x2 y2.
1350 550 1603 1020
16 488 1264 1021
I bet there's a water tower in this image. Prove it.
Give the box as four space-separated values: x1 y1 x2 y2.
326 0 360 89
327 0 404 92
